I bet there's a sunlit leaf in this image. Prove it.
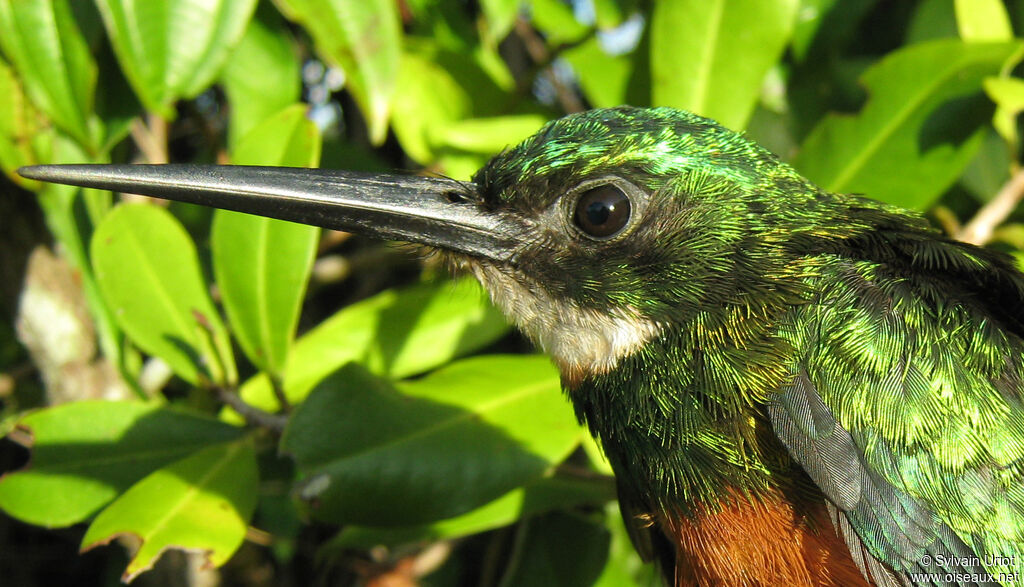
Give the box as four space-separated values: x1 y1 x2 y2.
235 277 509 413
984 76 1024 150
0 57 54 187
432 115 548 154
564 37 633 109
391 48 471 164
94 0 258 117
480 0 520 45
92 204 236 385
272 0 401 144
220 2 301 150
650 0 798 130
281 356 578 525
955 0 1012 42
213 105 321 376
0 401 243 527
82 437 258 582
531 0 588 44
794 39 1020 210
0 0 99 151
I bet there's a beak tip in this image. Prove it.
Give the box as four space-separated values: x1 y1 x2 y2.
17 165 66 182
17 165 43 180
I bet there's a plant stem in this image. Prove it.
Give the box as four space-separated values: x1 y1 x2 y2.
958 165 1024 245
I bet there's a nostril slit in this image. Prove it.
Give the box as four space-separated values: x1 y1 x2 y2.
444 190 468 204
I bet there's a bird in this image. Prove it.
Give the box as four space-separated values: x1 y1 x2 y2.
19 106 1024 586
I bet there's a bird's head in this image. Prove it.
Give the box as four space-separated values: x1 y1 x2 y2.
18 106 831 381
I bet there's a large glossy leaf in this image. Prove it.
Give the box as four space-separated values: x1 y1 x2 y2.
794 39 1020 210
235 277 509 413
330 475 615 548
0 0 99 151
82 437 258 582
92 204 236 385
272 0 401 144
212 105 320 377
220 2 301 150
281 356 578 525
94 0 258 117
650 0 798 130
0 401 243 527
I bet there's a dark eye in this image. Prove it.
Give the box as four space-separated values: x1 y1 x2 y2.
573 184 631 238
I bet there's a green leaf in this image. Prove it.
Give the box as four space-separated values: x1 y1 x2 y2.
650 0 798 130
272 0 401 144
220 2 301 151
480 0 520 45
432 115 548 154
592 0 627 29
984 76 1024 150
794 39 1020 210
235 277 509 412
563 37 633 109
94 0 258 117
0 401 243 527
0 0 99 151
213 105 320 376
391 48 471 164
531 0 589 44
906 0 958 45
330 474 615 548
790 0 839 60
92 204 236 385
0 57 55 187
955 0 1012 42
499 512 611 587
594 502 654 586
82 437 258 582
960 128 1011 203
281 356 579 525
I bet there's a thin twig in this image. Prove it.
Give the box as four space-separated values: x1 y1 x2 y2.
513 18 586 114
129 113 169 165
269 376 291 412
958 166 1024 245
214 386 288 433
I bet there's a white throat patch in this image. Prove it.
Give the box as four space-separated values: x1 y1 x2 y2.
470 264 663 377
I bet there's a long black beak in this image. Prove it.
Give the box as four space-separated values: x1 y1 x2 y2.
17 164 521 263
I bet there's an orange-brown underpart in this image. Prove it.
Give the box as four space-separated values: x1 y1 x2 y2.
658 488 869 586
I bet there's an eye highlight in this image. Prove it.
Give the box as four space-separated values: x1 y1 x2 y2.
573 184 632 238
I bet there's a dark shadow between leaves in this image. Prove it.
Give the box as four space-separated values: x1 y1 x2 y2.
918 91 993 153
163 334 213 383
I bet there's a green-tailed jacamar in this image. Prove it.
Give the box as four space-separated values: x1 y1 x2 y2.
19 107 1024 586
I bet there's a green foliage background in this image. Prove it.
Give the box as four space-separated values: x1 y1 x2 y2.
2 0 1024 584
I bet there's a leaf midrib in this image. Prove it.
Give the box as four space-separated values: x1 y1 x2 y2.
827 51 971 192
313 379 559 467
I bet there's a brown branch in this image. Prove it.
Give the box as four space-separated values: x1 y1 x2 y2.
513 18 586 114
130 113 169 165
214 386 287 433
958 166 1024 245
